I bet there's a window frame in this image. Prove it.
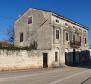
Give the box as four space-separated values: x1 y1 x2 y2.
85 37 87 44
55 19 59 23
20 32 23 42
73 34 75 42
65 23 68 27
28 16 32 24
65 32 69 41
80 36 81 43
56 29 60 40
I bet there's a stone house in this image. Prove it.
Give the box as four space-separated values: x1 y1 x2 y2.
14 8 89 67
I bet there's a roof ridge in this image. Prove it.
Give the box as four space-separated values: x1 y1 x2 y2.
31 8 88 30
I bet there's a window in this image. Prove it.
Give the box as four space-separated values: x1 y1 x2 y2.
28 17 32 24
56 19 59 23
56 30 59 39
85 38 87 44
80 36 81 43
66 32 69 41
73 35 75 42
55 52 58 62
65 23 68 26
20 32 23 42
84 30 86 33
79 28 81 31
73 26 75 28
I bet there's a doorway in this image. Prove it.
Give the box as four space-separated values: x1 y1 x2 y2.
65 49 69 65
43 53 48 68
65 52 68 65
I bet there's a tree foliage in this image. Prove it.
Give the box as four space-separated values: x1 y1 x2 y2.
7 26 14 45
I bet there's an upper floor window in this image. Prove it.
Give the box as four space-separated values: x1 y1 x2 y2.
73 26 75 28
56 30 59 39
65 23 68 26
80 36 81 43
66 32 69 41
20 32 23 42
85 38 87 44
56 19 59 23
28 17 32 24
73 35 75 42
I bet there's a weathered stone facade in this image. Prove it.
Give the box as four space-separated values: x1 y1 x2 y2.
14 8 89 67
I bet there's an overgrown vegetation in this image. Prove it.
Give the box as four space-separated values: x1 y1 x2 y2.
0 46 32 51
1 25 38 51
7 26 14 44
0 41 38 51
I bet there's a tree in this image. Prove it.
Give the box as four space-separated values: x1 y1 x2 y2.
7 26 14 45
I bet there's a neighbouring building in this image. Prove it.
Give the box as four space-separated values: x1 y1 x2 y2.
0 41 10 48
14 8 90 67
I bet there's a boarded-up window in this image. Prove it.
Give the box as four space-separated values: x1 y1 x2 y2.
85 38 87 44
20 32 23 42
28 17 32 24
56 30 59 39
66 32 69 41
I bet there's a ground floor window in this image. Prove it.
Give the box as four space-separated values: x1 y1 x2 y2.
55 52 58 62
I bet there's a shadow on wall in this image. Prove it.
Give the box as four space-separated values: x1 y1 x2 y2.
65 50 90 67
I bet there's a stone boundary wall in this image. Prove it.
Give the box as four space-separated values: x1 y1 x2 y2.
0 50 43 71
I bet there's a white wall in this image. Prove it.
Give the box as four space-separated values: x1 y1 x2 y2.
0 50 43 71
0 49 61 71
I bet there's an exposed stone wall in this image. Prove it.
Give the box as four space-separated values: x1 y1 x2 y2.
14 8 52 50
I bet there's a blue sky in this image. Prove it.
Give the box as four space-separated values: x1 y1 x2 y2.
0 0 91 45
